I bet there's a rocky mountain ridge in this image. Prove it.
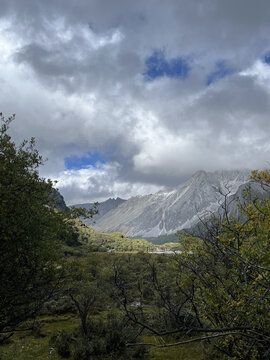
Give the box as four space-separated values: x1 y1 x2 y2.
92 169 253 237
186 179 270 237
72 197 126 226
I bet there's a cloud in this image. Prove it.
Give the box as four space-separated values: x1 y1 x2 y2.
56 162 164 204
206 60 235 86
1 1 270 203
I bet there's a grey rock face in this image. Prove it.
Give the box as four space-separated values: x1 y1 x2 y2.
94 170 252 237
72 197 126 226
217 180 270 221
186 180 270 237
49 188 69 212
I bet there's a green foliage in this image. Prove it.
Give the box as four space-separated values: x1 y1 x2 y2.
71 313 145 360
0 252 217 359
170 172 270 359
0 114 71 337
143 233 179 245
67 218 157 253
50 330 72 358
158 242 182 251
0 314 78 360
69 203 99 222
144 335 212 360
1 110 268 359
104 175 270 359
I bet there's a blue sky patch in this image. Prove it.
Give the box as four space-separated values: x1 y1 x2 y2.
144 50 190 80
263 51 270 64
65 152 106 170
206 61 234 86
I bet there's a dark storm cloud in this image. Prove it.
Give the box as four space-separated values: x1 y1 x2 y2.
5 0 270 78
1 0 270 202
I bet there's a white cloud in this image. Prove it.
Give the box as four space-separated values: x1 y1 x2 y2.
1 1 270 203
56 162 164 204
240 60 270 90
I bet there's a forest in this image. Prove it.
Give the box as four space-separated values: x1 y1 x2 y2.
0 114 270 360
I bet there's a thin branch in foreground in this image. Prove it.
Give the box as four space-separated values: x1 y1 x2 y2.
126 332 241 352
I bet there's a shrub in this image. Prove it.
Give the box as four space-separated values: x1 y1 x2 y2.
50 330 72 358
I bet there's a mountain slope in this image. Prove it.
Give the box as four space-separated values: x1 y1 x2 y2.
65 218 156 254
216 180 270 221
186 180 270 237
49 188 70 212
72 197 126 226
94 170 251 237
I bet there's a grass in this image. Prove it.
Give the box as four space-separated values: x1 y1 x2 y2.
0 316 218 360
0 314 78 360
0 316 221 360
143 335 212 360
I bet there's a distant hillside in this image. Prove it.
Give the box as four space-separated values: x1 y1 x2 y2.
64 219 157 255
142 233 179 245
93 170 251 237
72 197 126 225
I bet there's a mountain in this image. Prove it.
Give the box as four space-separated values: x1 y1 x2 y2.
72 197 126 226
93 170 252 237
218 180 269 220
186 180 270 237
49 188 70 212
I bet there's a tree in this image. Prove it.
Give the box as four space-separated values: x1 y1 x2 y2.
0 113 94 341
112 171 270 359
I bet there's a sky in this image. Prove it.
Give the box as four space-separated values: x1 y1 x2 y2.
1 0 270 204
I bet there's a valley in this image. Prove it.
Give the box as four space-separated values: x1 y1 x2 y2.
1 115 269 360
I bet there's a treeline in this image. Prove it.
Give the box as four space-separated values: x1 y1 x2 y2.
142 233 179 244
66 218 157 254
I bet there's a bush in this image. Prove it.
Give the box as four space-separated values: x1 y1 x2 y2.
72 313 146 359
50 330 72 358
30 321 45 338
